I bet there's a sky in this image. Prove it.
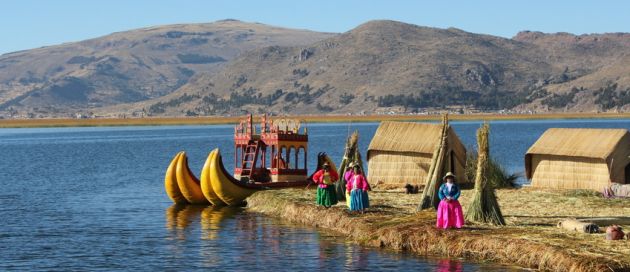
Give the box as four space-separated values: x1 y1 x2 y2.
1 0 629 55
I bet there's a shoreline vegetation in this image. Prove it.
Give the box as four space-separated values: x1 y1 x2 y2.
247 188 630 272
1 112 630 128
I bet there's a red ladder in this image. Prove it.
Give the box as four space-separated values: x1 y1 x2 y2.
240 140 260 178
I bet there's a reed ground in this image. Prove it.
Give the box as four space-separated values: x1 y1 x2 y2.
248 187 630 271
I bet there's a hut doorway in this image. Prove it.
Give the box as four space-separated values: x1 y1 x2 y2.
625 163 630 183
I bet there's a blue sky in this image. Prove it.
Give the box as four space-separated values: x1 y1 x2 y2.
1 0 628 55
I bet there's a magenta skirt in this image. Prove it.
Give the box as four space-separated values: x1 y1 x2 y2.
436 199 464 229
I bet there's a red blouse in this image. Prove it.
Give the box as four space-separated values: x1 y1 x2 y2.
312 169 339 188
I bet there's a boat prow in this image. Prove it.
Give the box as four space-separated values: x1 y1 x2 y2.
200 149 227 206
209 149 259 206
176 152 209 205
165 152 188 204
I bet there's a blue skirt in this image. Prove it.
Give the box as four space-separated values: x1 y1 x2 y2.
349 189 369 211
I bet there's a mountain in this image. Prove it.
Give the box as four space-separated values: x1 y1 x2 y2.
511 31 630 112
2 20 629 118
0 20 336 117
135 20 630 116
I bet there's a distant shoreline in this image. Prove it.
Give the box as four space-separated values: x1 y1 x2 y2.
1 112 630 128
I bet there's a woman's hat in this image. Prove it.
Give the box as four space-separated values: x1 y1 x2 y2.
443 172 456 180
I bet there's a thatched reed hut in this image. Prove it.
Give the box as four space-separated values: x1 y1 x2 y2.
525 128 630 191
367 121 467 188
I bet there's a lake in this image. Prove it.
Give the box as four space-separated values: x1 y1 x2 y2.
2 118 629 270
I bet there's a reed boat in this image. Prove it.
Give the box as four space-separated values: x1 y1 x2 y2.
164 114 334 206
165 152 187 204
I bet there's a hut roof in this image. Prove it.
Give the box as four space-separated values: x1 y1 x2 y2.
526 128 629 160
368 121 466 158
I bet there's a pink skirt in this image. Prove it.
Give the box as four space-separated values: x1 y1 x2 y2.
436 199 464 229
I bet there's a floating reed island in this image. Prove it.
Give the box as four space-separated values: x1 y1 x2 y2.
247 119 630 272
247 187 630 272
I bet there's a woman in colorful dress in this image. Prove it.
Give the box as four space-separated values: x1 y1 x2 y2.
343 162 355 207
312 162 339 208
346 165 370 213
436 172 464 229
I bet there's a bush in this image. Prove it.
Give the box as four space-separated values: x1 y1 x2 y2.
66 56 96 64
376 87 530 110
177 67 195 77
339 93 355 104
292 69 309 78
177 54 226 64
593 83 630 110
316 103 334 112
541 87 582 108
465 150 518 188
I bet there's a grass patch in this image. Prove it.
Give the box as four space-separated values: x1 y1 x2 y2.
563 189 603 198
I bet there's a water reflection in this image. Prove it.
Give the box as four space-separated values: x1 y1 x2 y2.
165 204 206 240
436 259 464 272
165 204 186 230
200 206 240 240
343 240 369 271
166 205 244 240
162 205 519 271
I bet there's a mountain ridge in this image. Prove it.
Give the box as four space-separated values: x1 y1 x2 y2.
138 20 630 116
1 19 629 118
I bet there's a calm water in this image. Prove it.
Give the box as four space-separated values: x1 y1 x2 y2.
2 119 629 271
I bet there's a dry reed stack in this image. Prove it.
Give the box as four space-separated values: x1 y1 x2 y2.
336 130 363 200
465 123 505 225
418 114 449 210
354 144 365 178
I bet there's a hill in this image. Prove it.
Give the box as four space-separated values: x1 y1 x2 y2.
140 20 630 116
0 20 335 117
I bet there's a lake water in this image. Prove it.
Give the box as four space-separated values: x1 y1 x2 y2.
2 119 629 270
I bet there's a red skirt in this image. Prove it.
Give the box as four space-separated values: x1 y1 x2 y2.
436 199 464 229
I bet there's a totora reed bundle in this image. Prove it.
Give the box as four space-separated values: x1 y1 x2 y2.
465 123 505 225
418 114 449 210
336 130 365 200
